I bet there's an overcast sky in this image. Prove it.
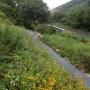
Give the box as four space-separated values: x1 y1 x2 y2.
43 0 72 9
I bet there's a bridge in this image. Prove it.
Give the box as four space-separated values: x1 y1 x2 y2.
52 25 65 33
48 24 65 33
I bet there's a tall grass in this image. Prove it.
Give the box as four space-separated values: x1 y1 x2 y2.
0 24 88 90
0 24 25 55
41 31 90 72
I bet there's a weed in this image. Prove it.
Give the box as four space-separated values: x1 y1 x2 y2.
0 24 88 90
41 32 90 72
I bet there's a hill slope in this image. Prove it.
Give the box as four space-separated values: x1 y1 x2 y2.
51 0 89 14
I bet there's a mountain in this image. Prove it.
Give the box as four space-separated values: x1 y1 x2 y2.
51 0 89 14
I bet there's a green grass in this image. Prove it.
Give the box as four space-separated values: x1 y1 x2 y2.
0 24 88 90
40 31 90 72
53 22 90 39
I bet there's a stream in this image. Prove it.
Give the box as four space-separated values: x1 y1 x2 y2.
27 30 90 87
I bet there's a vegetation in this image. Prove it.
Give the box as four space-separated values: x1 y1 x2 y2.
0 0 50 28
33 24 56 34
0 24 88 90
52 8 90 31
0 0 90 89
51 0 90 31
40 31 90 72
51 0 89 14
0 10 12 24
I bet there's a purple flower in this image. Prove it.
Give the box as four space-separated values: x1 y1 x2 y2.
7 69 10 72
17 65 20 68
12 61 14 64
22 65 25 68
38 53 42 57
23 71 26 74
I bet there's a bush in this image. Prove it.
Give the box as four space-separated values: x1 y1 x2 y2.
60 30 79 40
0 11 12 25
33 24 56 34
46 26 56 34
0 10 6 18
81 36 89 43
0 24 26 54
0 17 12 25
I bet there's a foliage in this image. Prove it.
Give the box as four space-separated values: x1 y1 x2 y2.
40 31 90 72
0 2 11 12
81 36 89 43
52 1 90 31
51 12 66 22
52 6 90 31
89 1 90 6
0 11 12 24
51 0 89 14
0 17 12 25
0 10 6 18
0 0 50 28
66 8 85 28
33 24 56 34
83 7 90 31
0 24 88 90
59 30 79 40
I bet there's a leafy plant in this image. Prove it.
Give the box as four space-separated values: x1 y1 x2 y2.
0 24 88 90
34 24 56 34
41 31 90 72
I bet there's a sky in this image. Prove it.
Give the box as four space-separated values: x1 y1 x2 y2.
43 0 72 9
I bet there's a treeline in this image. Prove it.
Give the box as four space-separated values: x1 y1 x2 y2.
0 0 50 29
52 2 90 31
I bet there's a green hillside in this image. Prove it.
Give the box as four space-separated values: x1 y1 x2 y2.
51 0 89 14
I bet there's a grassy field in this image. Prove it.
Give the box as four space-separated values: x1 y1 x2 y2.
0 24 88 90
40 31 90 72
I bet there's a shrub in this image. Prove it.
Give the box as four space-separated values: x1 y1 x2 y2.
33 24 56 34
46 26 56 34
0 24 26 54
0 17 12 25
0 10 6 18
81 36 89 43
0 11 12 25
60 30 79 40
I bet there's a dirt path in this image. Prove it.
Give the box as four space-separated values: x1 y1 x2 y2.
27 30 90 87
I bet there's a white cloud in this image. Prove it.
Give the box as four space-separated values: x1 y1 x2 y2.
43 0 71 9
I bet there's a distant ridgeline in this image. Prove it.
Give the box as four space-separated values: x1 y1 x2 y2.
51 0 90 31
51 0 89 14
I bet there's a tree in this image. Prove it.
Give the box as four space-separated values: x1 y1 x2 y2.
52 12 66 22
83 7 90 31
65 8 85 28
89 1 90 6
22 0 50 28
0 0 50 28
0 2 11 13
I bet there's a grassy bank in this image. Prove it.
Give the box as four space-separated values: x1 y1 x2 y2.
0 24 88 90
40 31 90 72
53 23 90 39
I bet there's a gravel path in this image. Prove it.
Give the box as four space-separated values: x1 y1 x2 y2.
27 30 90 87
